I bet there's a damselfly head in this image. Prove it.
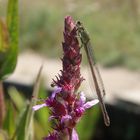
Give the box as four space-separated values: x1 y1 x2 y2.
76 21 82 26
76 21 84 32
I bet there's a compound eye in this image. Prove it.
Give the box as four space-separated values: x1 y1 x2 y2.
76 21 81 26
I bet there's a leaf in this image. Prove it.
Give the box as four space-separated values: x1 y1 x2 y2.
34 81 50 132
14 66 43 140
8 87 25 111
25 65 43 140
0 129 9 140
0 82 6 128
0 20 9 80
3 101 15 138
34 81 51 137
0 19 9 52
0 0 19 80
77 106 100 140
15 104 29 140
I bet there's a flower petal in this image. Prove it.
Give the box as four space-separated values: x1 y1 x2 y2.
72 129 79 140
65 16 75 32
43 131 58 140
83 99 99 109
61 115 72 127
79 92 86 104
75 107 85 117
61 115 72 123
32 103 46 111
51 86 62 99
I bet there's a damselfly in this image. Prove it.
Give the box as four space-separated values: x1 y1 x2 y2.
76 21 110 126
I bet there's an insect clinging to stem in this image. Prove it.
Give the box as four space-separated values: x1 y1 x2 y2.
76 21 110 126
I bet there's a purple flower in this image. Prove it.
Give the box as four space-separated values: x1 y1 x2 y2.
33 16 99 140
32 103 46 111
32 87 62 111
74 92 99 118
52 16 84 93
33 87 98 140
43 131 59 140
72 129 79 140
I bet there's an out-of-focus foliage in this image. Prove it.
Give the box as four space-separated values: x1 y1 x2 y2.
17 0 140 69
2 83 100 140
2 66 43 140
0 0 139 139
0 0 19 136
0 0 18 80
77 105 100 140
0 1 103 139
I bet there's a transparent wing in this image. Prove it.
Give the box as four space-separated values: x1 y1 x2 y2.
85 41 106 97
76 21 110 126
84 40 110 126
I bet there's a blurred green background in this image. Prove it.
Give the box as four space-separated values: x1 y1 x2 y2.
1 0 140 69
0 0 140 140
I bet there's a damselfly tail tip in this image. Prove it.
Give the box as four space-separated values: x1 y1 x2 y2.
104 116 110 127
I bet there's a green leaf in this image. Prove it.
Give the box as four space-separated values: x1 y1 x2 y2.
0 129 9 140
0 82 6 128
34 82 50 132
0 20 9 52
0 0 19 80
14 66 43 140
34 82 51 138
77 106 100 140
8 87 25 111
25 66 43 140
3 102 15 138
0 20 9 80
15 104 29 140
35 107 50 133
